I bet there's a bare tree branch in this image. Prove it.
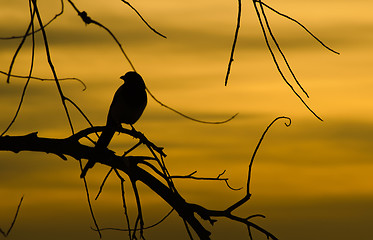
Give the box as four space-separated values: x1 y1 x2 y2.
0 115 289 240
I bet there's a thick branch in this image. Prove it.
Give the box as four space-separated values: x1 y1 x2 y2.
0 126 280 239
0 132 210 239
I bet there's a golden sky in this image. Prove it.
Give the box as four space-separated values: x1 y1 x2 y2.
0 0 372 239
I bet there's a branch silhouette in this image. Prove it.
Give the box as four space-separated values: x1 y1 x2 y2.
0 1 334 239
225 0 339 121
0 116 290 240
252 0 323 121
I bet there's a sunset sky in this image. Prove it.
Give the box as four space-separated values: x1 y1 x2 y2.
0 0 372 239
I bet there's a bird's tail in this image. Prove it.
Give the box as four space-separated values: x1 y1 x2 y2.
80 126 116 178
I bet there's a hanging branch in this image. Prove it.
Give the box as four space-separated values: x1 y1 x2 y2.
252 0 323 121
120 0 167 38
78 158 102 238
5 11 33 83
257 1 309 97
31 1 103 236
225 0 242 86
113 169 133 240
146 87 239 124
260 1 339 55
32 0 74 133
224 0 339 119
0 0 36 137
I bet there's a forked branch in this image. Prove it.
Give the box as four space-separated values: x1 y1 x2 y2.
0 116 290 240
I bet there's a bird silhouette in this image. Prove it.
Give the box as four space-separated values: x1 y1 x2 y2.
80 71 147 178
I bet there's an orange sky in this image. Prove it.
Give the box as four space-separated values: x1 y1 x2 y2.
0 0 372 239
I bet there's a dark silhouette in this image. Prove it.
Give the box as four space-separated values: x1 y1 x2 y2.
80 71 147 178
0 0 338 239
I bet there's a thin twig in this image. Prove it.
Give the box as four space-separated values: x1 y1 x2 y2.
78 159 102 238
0 195 25 237
91 208 174 232
261 1 340 54
225 116 291 214
0 70 86 90
33 0 75 133
64 97 98 138
120 0 167 38
130 178 145 239
146 87 239 124
6 9 33 83
95 168 114 200
225 0 241 86
171 171 228 181
247 116 291 192
257 1 309 98
114 169 132 239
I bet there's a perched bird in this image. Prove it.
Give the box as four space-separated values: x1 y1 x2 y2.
80 71 147 178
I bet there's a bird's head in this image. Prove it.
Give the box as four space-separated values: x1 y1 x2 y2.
120 71 146 89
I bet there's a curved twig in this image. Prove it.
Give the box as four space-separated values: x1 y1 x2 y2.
260 1 340 54
120 0 167 38
146 87 239 124
226 116 291 213
246 116 291 192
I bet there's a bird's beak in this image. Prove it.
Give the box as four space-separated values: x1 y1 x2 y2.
120 75 125 81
